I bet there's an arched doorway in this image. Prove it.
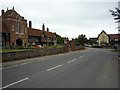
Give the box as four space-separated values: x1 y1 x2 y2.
16 38 22 46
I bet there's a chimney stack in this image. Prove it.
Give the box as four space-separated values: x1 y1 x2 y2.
46 27 49 32
7 7 8 11
29 21 32 28
12 6 14 10
1 9 4 16
42 23 45 31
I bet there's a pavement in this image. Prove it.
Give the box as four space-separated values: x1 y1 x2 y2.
1 48 118 88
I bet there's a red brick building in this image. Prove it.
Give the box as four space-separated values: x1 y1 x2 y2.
0 7 57 48
108 34 120 46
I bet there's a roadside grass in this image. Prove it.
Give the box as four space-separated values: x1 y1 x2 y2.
0 48 34 53
111 49 120 52
0 45 64 53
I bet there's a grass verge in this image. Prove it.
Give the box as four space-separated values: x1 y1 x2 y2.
111 49 120 52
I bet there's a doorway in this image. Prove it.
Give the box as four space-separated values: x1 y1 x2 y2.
16 38 22 46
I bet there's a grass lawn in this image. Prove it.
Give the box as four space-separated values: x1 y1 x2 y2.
0 45 64 53
0 48 35 53
111 49 120 52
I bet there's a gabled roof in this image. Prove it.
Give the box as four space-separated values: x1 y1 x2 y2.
97 30 109 39
2 8 26 21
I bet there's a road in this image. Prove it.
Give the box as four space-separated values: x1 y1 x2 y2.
2 48 118 88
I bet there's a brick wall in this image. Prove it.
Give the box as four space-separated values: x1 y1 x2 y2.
2 46 85 62
2 48 66 62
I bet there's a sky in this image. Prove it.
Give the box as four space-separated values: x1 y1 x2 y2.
1 0 119 39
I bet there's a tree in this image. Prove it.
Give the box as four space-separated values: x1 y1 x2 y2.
110 8 120 22
109 7 120 32
77 34 87 46
56 34 65 45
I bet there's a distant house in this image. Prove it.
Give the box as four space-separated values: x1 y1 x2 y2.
89 38 97 45
108 34 120 46
1 7 57 48
97 30 120 47
98 30 109 46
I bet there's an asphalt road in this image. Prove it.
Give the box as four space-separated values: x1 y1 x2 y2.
1 48 118 88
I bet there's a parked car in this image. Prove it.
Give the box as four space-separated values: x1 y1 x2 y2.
33 45 42 49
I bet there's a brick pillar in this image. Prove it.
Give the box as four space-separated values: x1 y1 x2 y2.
64 38 69 52
71 38 75 51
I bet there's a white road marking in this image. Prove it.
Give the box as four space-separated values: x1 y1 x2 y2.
1 78 29 89
79 55 85 59
46 64 63 71
2 65 19 69
67 59 77 63
23 63 27 65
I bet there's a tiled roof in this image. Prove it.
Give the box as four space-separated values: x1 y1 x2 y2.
44 31 56 38
108 34 120 40
28 27 56 38
27 28 43 37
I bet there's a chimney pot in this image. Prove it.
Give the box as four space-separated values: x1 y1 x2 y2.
1 9 4 16
29 21 32 28
47 27 49 32
42 23 45 31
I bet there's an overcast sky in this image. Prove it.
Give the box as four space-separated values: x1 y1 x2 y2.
1 0 119 39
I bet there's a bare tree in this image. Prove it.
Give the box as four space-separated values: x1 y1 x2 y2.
109 3 120 33
109 8 120 23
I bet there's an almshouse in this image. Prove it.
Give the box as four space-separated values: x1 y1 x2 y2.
0 7 57 48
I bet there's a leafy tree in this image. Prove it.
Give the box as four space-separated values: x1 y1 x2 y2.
56 34 65 45
76 34 88 46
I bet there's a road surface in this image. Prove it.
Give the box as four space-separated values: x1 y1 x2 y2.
2 48 118 88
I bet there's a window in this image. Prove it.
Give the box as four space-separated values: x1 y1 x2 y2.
16 22 19 33
24 28 27 33
12 43 14 46
12 25 14 31
21 24 24 34
25 43 26 46
115 39 118 41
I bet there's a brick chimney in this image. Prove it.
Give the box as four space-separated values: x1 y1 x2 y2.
46 27 49 32
42 23 45 31
1 9 4 16
29 21 32 28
